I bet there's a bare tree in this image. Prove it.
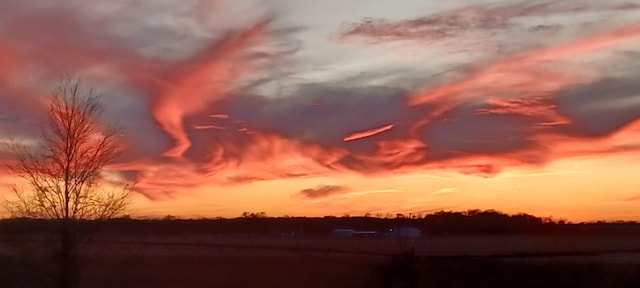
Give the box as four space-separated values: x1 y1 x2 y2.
5 78 130 220
4 78 131 288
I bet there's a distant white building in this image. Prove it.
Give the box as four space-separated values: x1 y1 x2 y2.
332 229 355 238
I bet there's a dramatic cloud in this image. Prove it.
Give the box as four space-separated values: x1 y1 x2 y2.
337 4 640 171
1 0 640 204
150 20 271 158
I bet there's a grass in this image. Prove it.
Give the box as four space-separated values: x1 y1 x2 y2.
2 234 640 287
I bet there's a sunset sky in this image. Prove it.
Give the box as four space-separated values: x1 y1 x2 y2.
1 0 640 221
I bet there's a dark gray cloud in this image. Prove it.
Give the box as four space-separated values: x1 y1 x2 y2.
342 1 640 40
219 84 416 146
424 113 535 156
340 1 640 56
298 185 348 199
556 77 640 137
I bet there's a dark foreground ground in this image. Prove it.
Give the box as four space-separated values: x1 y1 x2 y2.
2 234 640 288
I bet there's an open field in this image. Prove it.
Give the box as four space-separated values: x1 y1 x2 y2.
2 234 640 287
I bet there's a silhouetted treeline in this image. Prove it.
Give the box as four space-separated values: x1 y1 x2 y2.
2 210 640 236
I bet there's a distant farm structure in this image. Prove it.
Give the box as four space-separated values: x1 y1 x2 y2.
332 227 422 239
332 229 379 238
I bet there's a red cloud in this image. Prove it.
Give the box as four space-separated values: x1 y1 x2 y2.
336 23 640 175
343 124 394 142
409 23 640 107
151 21 270 158
108 131 350 199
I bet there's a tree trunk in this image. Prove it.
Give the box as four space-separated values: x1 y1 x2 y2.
59 219 74 288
